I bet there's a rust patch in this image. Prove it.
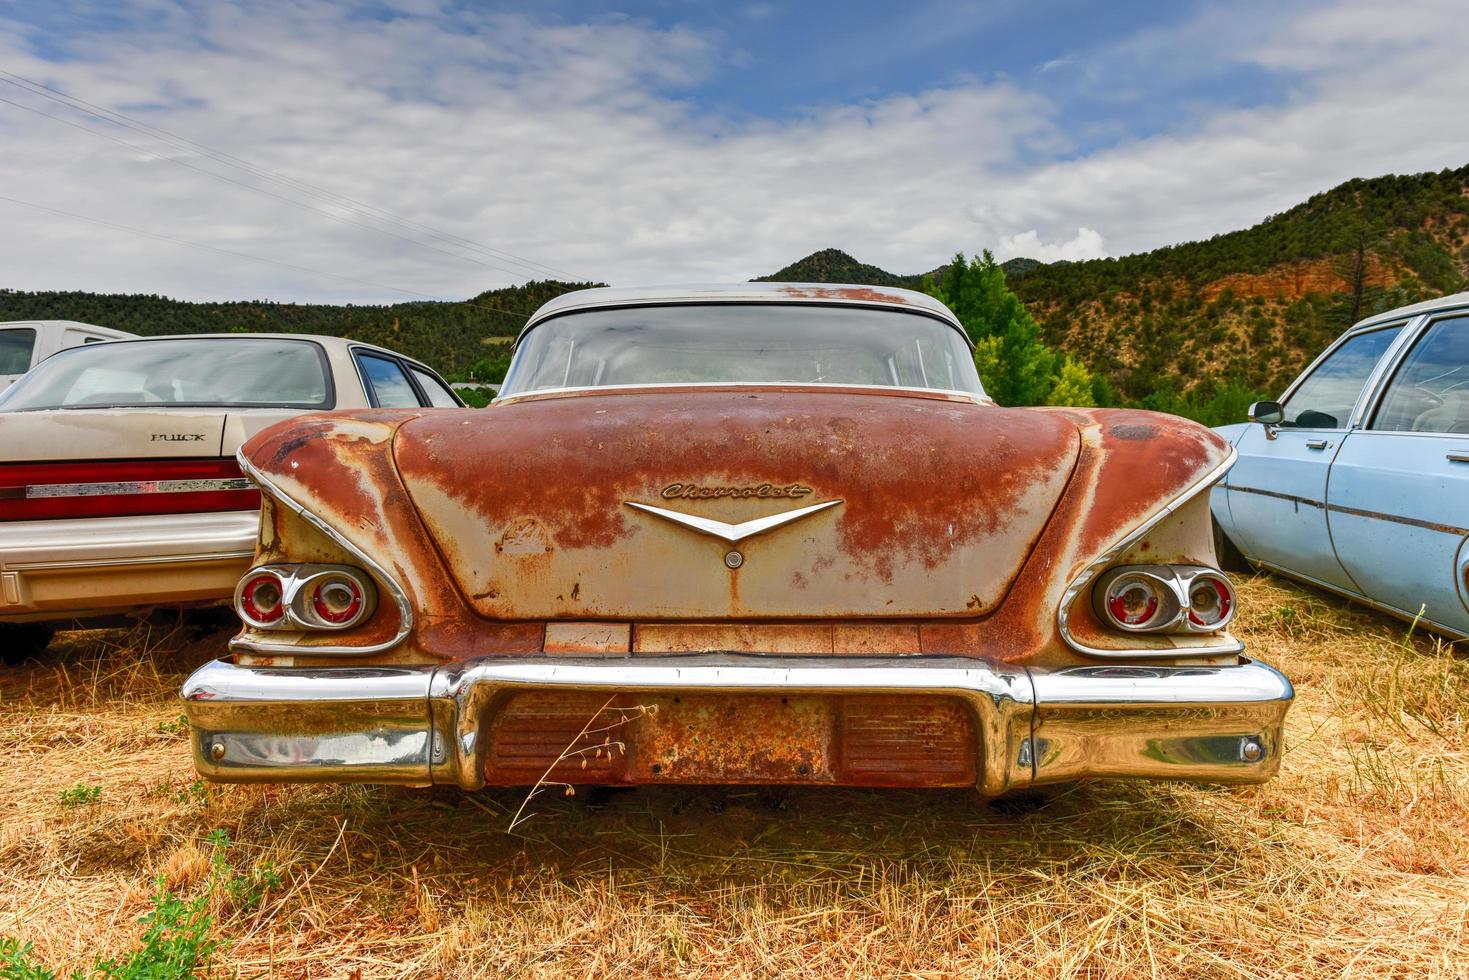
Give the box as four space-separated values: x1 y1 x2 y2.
392 388 1079 620
482 692 976 787
775 285 916 305
543 622 631 654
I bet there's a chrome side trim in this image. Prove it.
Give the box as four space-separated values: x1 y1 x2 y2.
231 452 413 657
1255 560 1469 642
1057 448 1246 660
180 654 1293 793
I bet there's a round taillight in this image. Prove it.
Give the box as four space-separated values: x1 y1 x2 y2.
1106 575 1162 628
239 572 285 626
311 576 364 626
1187 575 1235 630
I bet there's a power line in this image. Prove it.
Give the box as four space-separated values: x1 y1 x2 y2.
0 69 574 281
0 191 533 322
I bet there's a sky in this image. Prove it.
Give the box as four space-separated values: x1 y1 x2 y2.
1 0 1467 304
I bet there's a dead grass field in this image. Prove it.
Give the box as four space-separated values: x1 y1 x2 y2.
2 575 1467 978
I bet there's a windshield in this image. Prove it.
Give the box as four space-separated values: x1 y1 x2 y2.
500 304 982 398
0 337 331 411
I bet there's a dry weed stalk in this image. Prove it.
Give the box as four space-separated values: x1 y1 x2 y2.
505 697 658 832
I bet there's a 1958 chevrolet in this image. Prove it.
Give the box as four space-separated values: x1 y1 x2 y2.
180 284 1293 797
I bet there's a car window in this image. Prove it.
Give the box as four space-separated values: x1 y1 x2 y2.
1280 326 1401 429
0 328 37 374
0 337 330 409
410 367 460 407
501 305 983 397
356 353 421 408
1371 315 1469 434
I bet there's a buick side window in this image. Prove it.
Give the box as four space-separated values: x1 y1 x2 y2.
1371 316 1469 434
411 367 461 407
357 353 420 408
1280 326 1401 428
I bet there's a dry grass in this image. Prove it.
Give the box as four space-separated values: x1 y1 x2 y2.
2 577 1467 978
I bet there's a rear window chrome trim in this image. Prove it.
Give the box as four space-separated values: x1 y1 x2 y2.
494 381 990 407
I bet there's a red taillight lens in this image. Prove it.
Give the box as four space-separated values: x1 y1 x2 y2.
238 572 286 626
310 576 364 625
234 564 377 632
1104 574 1164 628
1187 575 1235 629
1093 565 1236 634
0 458 258 521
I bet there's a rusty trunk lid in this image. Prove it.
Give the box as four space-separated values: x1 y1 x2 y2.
391 387 1080 620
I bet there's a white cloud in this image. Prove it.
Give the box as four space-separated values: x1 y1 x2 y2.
996 227 1106 263
0 0 1465 308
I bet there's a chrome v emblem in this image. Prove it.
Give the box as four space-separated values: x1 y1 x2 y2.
624 499 843 544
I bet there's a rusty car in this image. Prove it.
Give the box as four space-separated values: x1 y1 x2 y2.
179 284 1293 798
0 333 460 661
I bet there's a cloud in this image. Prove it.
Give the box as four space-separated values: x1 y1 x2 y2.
996 228 1106 263
0 0 1466 309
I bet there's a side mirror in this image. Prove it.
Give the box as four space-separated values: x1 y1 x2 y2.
1248 400 1283 440
1248 401 1283 425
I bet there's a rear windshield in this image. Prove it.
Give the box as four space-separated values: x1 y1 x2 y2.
500 305 984 398
0 337 331 411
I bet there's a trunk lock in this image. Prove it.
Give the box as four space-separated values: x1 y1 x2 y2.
724 550 744 569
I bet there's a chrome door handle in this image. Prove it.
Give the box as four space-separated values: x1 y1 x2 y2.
1306 439 1330 450
1449 451 1469 463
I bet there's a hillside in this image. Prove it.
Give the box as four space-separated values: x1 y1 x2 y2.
0 280 597 376
5 164 1468 396
763 167 1469 401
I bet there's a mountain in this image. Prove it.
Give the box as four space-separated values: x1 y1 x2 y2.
754 248 922 288
5 165 1468 396
753 248 1041 287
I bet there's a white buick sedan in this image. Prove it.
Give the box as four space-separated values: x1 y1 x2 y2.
0 333 460 660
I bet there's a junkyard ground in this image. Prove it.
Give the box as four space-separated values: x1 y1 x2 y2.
1 576 1466 978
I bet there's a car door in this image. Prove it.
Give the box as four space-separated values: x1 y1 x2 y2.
1225 323 1404 592
1328 312 1469 635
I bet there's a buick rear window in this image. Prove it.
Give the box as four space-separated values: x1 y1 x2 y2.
500 305 984 398
0 337 330 411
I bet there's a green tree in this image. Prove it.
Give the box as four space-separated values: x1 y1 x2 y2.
925 250 1058 405
1045 357 1097 407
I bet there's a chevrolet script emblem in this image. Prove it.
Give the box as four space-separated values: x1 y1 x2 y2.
624 498 842 544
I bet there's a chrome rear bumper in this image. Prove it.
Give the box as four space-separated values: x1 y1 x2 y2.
0 511 258 622
181 654 1293 795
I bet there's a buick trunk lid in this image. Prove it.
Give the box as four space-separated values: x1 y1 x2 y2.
392 388 1080 620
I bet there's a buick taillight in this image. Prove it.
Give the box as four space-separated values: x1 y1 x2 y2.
1094 565 1236 634
234 564 377 631
0 458 259 521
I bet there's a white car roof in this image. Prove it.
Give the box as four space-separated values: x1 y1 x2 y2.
520 282 967 345
0 319 134 338
1356 290 1469 328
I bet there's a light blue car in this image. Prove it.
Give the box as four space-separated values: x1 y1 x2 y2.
1211 292 1469 639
